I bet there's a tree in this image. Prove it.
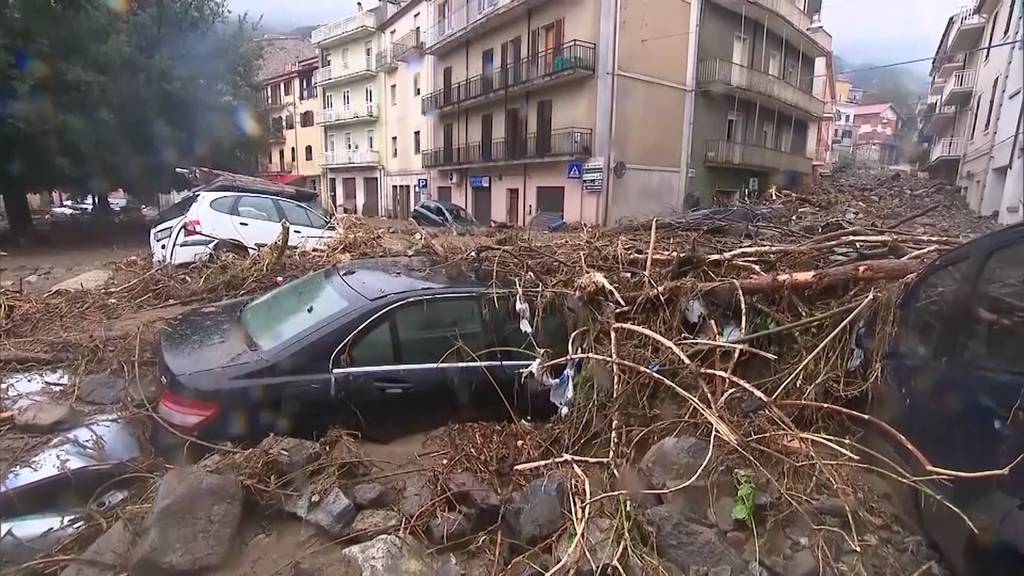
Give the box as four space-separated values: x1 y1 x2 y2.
0 0 264 238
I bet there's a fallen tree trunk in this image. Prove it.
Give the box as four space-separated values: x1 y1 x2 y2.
0 350 73 365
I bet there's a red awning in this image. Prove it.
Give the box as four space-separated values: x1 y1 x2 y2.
266 173 304 185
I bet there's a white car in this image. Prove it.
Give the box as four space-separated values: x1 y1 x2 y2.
150 191 336 266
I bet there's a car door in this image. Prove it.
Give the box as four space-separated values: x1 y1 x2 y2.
230 195 284 248
332 294 494 435
276 199 332 248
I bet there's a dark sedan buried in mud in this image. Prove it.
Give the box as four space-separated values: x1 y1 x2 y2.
156 258 566 441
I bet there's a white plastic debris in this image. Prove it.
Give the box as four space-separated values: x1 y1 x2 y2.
549 361 579 418
684 298 705 324
721 323 742 343
515 292 533 335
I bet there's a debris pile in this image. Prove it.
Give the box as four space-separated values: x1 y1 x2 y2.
0 172 1002 575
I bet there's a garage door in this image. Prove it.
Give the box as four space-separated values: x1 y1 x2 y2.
536 186 565 214
472 187 491 224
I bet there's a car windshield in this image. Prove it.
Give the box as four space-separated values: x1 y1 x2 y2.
155 195 197 225
241 270 350 350
442 203 474 223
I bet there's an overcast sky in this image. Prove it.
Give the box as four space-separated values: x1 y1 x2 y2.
230 0 962 70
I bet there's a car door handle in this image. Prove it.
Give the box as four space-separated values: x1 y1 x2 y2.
238 221 249 227
292 229 303 234
374 380 413 393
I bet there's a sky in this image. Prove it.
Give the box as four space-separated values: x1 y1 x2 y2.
230 0 963 70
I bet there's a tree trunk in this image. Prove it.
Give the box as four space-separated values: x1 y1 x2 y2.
1 187 34 239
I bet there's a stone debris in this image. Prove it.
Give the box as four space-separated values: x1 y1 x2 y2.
78 373 126 405
647 504 746 573
502 475 568 547
14 402 80 433
339 534 435 576
349 509 402 543
59 520 135 576
285 486 358 537
351 482 394 509
50 269 113 292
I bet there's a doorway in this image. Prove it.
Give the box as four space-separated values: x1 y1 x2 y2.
329 178 338 211
506 108 522 159
472 185 491 224
536 186 565 215
536 100 552 156
482 48 495 92
342 178 357 214
481 113 493 161
506 188 519 225
437 186 452 203
363 177 379 217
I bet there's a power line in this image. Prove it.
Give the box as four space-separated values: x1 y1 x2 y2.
834 38 1024 76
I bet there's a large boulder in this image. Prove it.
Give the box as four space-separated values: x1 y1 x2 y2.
503 476 568 546
14 402 80 433
51 269 112 292
60 520 135 576
78 373 125 405
640 436 712 490
646 504 746 573
426 508 477 547
445 472 500 519
258 436 323 489
339 534 434 576
130 468 243 574
285 486 357 537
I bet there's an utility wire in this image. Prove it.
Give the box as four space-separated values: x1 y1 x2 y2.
834 38 1024 77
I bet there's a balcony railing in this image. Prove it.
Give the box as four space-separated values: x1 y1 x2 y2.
422 40 596 114
425 0 532 53
929 137 963 163
697 59 824 117
323 149 381 167
704 140 812 174
948 5 987 52
749 0 812 31
942 68 976 107
316 104 379 125
314 58 376 85
422 127 592 168
268 128 286 142
376 49 398 71
311 11 378 45
393 28 424 62
936 53 966 79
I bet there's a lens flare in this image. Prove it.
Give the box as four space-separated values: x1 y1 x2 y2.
104 0 131 14
235 105 262 137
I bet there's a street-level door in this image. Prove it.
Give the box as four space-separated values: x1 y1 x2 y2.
363 177 379 217
506 188 519 225
342 178 357 214
472 185 491 224
536 186 565 215
437 186 452 203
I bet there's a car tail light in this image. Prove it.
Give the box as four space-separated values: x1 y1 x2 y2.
183 219 202 237
157 390 220 432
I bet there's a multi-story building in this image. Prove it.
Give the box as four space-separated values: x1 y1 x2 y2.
256 37 322 190
922 0 1022 224
690 0 828 201
852 102 903 167
417 0 694 225
313 6 386 214
811 29 837 177
833 101 857 160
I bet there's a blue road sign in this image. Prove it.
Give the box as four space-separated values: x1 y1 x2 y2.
417 178 428 190
567 161 584 179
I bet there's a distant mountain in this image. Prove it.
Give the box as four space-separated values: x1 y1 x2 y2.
835 54 929 117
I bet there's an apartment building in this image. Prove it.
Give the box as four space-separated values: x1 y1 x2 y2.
417 0 693 225
922 0 1022 224
811 31 837 176
691 0 828 201
832 101 856 160
313 7 385 214
852 102 903 167
256 38 322 190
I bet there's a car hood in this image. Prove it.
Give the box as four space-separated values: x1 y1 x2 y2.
160 299 261 376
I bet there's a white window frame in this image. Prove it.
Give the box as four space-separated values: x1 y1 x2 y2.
365 84 375 108
342 89 352 111
344 131 354 151
366 129 376 151
324 92 334 110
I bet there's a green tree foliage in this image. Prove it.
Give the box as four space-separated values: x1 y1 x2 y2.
0 0 264 236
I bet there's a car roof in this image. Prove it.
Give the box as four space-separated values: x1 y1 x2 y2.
335 257 486 301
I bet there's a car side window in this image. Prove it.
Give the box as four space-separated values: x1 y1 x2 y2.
962 242 1024 372
349 319 396 366
394 297 485 363
278 200 314 227
895 256 970 359
485 295 568 361
306 207 329 229
209 196 235 215
235 196 279 222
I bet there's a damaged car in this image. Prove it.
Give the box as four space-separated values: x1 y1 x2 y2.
156 257 568 441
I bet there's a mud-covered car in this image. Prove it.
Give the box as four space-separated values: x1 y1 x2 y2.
878 223 1024 574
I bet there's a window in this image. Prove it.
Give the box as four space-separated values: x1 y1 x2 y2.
350 320 396 366
367 129 375 150
283 79 292 96
726 112 743 143
344 131 353 150
413 130 421 154
395 298 485 363
290 146 296 162
486 296 568 360
300 111 314 127
413 72 421 96
971 94 983 140
962 242 1024 372
390 83 397 105
324 92 334 109
236 196 278 222
391 136 398 158
278 200 313 227
342 47 350 66
1005 0 1017 37
209 196 235 215
984 76 999 132
365 84 374 108
305 145 313 161
342 89 351 110
242 271 351 351
768 51 781 77
895 255 971 359
986 11 999 60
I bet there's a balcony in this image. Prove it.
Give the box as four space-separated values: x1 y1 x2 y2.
948 6 987 53
323 149 381 168
936 53 966 80
422 127 592 168
392 28 424 63
422 40 596 114
314 58 377 86
922 104 957 137
311 11 377 46
709 0 827 57
929 137 963 165
425 0 543 55
942 68 976 108
376 49 398 72
268 128 286 142
704 140 812 174
317 104 379 126
697 59 825 119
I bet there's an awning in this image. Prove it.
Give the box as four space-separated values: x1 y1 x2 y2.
266 173 304 185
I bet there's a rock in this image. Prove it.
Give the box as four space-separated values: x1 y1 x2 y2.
285 486 357 537
259 435 323 489
130 468 243 574
785 550 819 576
60 519 135 576
507 553 553 576
350 510 402 542
51 269 113 291
79 373 125 405
641 436 712 490
427 508 476 546
503 475 567 546
647 504 745 573
352 482 394 509
725 530 747 547
23 274 40 284
554 517 615 575
707 567 732 576
126 373 163 405
339 534 434 576
14 402 79 433
713 497 736 532
812 496 853 518
399 474 433 519
436 553 461 576
445 472 500 518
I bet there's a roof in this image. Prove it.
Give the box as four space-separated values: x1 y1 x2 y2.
337 257 483 300
257 36 317 82
178 167 316 201
855 103 902 118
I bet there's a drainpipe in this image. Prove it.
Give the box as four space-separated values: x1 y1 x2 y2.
679 0 703 208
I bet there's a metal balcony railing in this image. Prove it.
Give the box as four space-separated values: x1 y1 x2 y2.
323 149 381 166
311 11 378 45
376 49 398 70
948 5 987 51
749 0 813 30
422 127 592 168
392 28 424 62
422 40 596 114
697 59 824 117
704 140 812 174
268 128 286 142
930 137 963 162
316 104 379 125
942 68 976 107
314 58 376 85
425 0 529 52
